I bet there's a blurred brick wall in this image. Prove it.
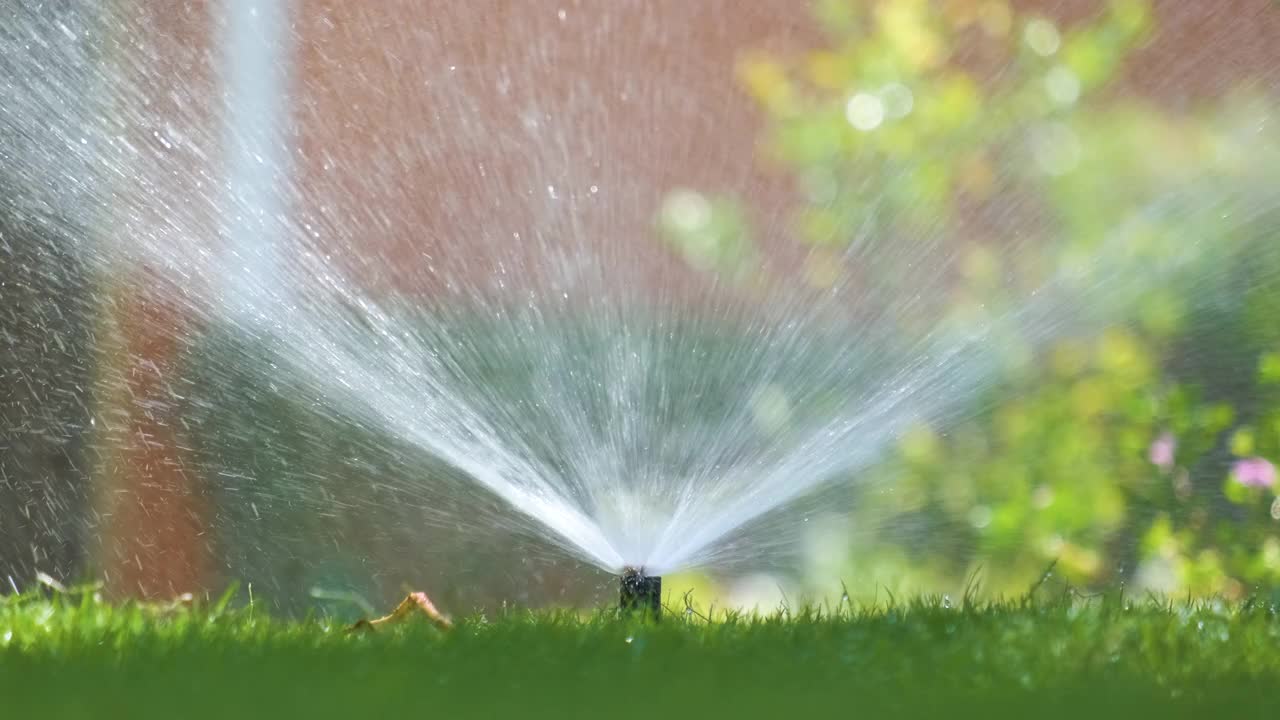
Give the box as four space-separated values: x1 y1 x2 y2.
290 0 812 297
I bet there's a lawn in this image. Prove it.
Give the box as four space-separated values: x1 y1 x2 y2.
2 585 1278 718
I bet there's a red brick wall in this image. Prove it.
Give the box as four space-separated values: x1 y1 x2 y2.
290 1 811 297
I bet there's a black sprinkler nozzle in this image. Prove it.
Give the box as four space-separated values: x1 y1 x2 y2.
620 567 661 618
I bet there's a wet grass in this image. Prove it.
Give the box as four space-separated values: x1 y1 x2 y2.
2 583 1279 719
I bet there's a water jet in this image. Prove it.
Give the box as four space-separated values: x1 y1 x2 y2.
2 0 1279 613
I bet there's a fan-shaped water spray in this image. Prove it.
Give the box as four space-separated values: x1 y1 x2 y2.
3 1 1279 606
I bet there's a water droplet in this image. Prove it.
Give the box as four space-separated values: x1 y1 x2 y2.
749 384 792 433
880 83 914 119
1045 66 1081 106
1024 19 1061 56
661 189 711 231
968 505 992 529
845 93 884 131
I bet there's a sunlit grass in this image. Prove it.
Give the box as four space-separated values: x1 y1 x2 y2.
2 581 1279 718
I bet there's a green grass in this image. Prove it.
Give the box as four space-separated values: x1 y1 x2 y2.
3 585 1279 719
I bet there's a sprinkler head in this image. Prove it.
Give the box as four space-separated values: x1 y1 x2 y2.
619 567 661 618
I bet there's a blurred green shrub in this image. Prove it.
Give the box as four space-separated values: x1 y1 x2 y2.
663 0 1280 599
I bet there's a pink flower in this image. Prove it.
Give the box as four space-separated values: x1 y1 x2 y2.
1148 432 1176 471
1231 457 1277 489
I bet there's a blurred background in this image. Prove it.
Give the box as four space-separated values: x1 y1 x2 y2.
3 0 1280 615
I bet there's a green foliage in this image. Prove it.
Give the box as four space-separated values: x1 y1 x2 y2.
4 588 1280 718
663 0 1280 598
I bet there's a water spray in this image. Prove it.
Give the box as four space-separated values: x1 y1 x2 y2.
619 567 661 617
